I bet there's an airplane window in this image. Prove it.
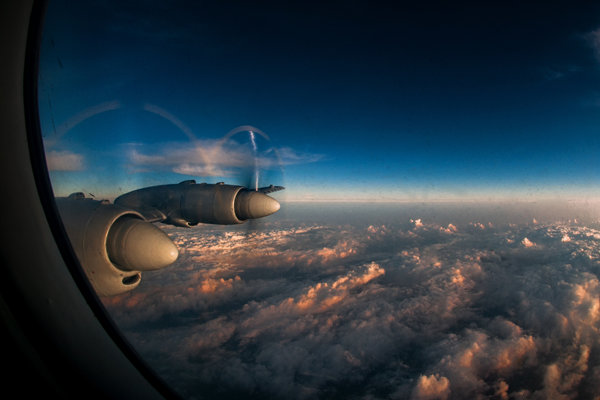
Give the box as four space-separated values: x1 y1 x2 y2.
39 1 600 399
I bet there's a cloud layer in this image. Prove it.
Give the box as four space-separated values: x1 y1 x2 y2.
126 139 322 178
46 150 85 171
103 207 600 399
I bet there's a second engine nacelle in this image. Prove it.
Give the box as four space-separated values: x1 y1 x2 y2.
114 181 281 228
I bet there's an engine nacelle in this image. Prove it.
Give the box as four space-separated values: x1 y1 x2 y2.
180 183 244 225
56 194 178 296
114 181 280 228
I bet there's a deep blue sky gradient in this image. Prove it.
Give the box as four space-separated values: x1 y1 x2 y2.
39 1 600 201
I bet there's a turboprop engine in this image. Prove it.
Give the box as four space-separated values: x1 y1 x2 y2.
114 180 282 227
56 181 283 296
55 193 179 296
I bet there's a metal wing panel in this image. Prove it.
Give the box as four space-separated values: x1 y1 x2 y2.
257 185 285 194
134 208 167 223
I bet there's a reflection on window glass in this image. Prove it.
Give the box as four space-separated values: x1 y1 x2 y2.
40 1 600 399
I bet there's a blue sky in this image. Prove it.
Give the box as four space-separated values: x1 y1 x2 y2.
39 1 600 202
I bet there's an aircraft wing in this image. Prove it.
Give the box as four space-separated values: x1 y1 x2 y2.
133 207 167 223
257 185 285 194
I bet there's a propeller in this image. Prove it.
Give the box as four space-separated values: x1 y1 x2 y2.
243 139 261 235
235 129 285 235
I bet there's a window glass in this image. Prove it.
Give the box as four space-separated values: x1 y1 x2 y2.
40 1 600 398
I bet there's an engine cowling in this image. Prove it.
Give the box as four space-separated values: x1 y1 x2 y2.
114 182 281 227
55 194 178 296
180 183 244 224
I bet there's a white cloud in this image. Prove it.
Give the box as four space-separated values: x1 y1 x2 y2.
126 140 323 178
440 223 458 234
411 218 423 228
102 216 600 399
470 222 486 229
172 163 232 177
521 237 536 247
273 146 324 165
411 374 450 400
46 150 85 171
